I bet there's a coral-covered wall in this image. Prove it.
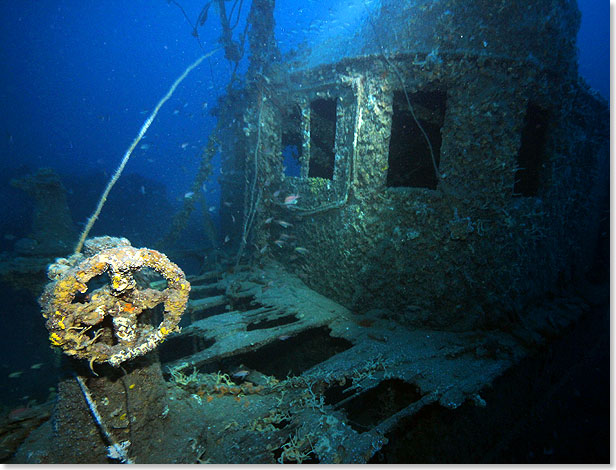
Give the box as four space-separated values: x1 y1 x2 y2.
224 0 608 331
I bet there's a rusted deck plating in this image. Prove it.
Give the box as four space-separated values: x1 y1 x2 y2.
157 262 579 463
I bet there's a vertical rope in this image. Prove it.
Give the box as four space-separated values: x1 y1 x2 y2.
74 374 134 464
74 52 216 254
235 94 264 267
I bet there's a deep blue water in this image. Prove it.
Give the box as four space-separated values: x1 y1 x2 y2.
0 0 609 209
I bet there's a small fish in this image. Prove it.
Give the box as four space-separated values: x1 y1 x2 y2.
284 195 300 205
208 206 216 212
30 363 44 370
294 247 309 255
184 192 195 199
223 201 233 207
259 245 268 254
8 371 23 378
231 215 236 223
278 335 293 341
180 142 189 149
273 190 281 197
264 217 274 224
231 369 250 379
173 109 180 115
140 143 151 150
276 220 293 228
140 185 146 195
8 407 29 420
224 235 230 243
274 239 285 248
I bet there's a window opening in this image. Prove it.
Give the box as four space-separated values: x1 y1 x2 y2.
309 98 337 179
514 103 549 196
281 105 302 177
387 90 446 189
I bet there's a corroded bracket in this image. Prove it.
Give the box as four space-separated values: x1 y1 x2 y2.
40 246 190 367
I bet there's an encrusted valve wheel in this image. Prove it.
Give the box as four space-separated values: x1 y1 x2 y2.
40 245 190 367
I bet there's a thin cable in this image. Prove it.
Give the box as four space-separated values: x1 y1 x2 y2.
75 53 213 253
363 2 441 181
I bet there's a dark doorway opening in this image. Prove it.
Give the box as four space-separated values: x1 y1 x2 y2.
309 98 337 179
514 103 549 196
387 90 446 189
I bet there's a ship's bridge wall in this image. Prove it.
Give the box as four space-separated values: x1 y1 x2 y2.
231 0 608 330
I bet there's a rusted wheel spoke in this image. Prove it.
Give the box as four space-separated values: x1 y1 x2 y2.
40 245 190 367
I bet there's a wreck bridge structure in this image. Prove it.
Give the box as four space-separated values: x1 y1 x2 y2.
220 0 608 331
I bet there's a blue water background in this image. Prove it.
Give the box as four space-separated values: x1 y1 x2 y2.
0 1 608 208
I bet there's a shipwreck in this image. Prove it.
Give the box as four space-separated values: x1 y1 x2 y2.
5 0 609 464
